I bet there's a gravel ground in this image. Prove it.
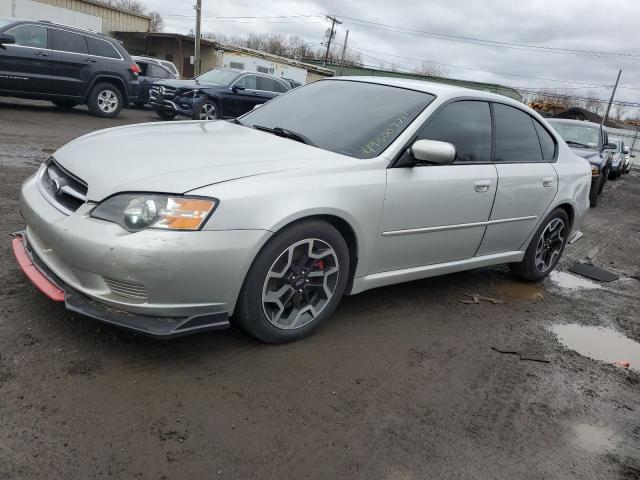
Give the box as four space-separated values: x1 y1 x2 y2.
0 98 639 480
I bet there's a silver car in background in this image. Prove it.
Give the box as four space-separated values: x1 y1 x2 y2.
14 78 591 342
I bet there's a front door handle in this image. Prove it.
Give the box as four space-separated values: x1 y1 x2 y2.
474 180 492 193
85 58 97 63
542 176 555 187
34 51 48 57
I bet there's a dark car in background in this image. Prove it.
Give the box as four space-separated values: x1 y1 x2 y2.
149 68 291 120
132 55 178 107
547 118 615 207
0 19 139 118
606 138 626 179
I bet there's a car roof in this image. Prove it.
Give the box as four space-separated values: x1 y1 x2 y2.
547 118 602 128
8 18 112 39
326 76 523 105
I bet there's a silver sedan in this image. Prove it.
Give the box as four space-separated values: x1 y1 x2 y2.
14 77 591 342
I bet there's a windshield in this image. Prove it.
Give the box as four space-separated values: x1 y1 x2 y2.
240 80 435 159
195 69 239 85
548 121 600 149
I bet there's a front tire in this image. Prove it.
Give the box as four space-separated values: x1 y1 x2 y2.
87 83 123 118
510 208 569 282
589 174 603 207
192 99 220 120
235 220 350 343
154 109 176 120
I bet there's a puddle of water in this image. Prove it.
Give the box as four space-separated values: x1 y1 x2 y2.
551 324 640 372
496 281 544 300
573 424 616 453
548 271 602 291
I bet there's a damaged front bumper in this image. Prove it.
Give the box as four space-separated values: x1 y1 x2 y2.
12 232 230 338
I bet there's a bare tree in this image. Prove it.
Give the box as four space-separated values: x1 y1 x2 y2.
148 10 164 33
414 61 448 78
612 103 629 121
108 0 146 14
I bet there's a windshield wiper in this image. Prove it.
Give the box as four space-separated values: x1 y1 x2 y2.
252 124 315 146
565 140 591 149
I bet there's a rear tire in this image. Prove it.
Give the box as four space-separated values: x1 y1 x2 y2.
235 220 350 343
87 82 123 118
510 208 569 282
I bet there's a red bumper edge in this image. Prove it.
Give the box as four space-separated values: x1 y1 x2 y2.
12 235 65 302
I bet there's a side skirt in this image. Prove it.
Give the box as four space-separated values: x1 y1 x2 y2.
349 251 525 295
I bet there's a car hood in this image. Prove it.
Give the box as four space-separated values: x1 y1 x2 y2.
53 120 352 201
569 147 602 165
154 79 226 91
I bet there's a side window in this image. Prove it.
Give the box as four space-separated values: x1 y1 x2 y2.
235 75 256 90
417 100 492 163
274 80 288 93
149 64 170 79
86 36 119 59
229 61 244 70
494 104 544 162
532 120 556 161
7 24 47 48
256 76 276 92
51 29 88 54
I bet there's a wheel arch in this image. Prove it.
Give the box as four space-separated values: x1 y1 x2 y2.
84 76 128 104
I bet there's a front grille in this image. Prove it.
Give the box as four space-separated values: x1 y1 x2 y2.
104 277 148 301
38 158 88 215
150 86 176 99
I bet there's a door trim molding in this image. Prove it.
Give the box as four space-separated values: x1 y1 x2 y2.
381 215 538 237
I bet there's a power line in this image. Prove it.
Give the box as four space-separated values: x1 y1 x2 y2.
335 15 640 60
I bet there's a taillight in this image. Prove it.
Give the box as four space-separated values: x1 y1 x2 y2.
130 64 140 75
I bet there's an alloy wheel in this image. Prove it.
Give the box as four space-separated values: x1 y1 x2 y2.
534 218 565 272
97 89 118 113
199 103 217 120
262 238 339 330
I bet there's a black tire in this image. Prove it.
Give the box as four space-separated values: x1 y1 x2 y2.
154 109 176 120
598 170 607 194
51 100 77 109
235 220 350 343
192 99 220 120
87 82 123 118
509 208 570 282
589 177 601 207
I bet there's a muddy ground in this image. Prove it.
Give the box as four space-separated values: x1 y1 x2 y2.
0 98 639 480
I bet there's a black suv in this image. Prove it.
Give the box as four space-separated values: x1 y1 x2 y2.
150 68 290 120
0 19 139 118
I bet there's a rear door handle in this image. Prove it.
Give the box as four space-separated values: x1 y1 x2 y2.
474 179 492 193
85 58 97 63
34 51 48 57
542 176 555 187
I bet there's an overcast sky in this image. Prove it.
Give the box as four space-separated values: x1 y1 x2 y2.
144 0 640 116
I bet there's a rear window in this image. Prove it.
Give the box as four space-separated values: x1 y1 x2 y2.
494 104 544 162
51 28 87 54
256 76 276 92
86 36 120 59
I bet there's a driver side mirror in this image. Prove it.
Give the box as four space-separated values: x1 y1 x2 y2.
0 33 15 45
231 85 245 92
399 139 456 167
603 142 617 150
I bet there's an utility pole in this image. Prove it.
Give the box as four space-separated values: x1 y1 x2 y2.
323 15 341 67
601 69 622 127
339 30 349 75
194 0 202 76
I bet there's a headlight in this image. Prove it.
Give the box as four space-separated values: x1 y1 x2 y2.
91 194 217 232
591 165 600 176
